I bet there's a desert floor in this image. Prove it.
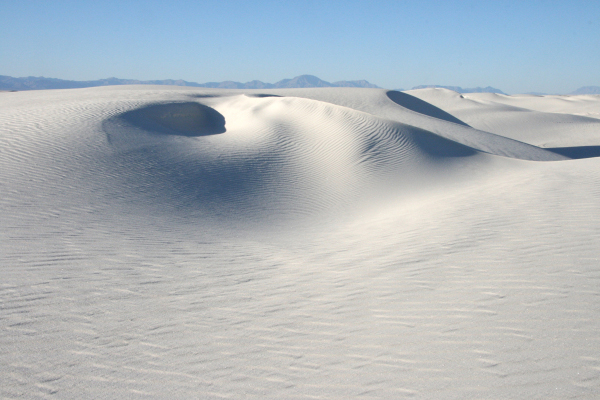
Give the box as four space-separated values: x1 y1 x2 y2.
2 86 600 399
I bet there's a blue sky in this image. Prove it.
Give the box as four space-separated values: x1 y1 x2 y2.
1 0 598 93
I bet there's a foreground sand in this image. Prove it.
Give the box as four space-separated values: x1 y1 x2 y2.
1 86 600 399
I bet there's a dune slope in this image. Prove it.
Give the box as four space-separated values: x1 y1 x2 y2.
407 87 600 148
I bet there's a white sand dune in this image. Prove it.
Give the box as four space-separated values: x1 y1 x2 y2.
2 86 600 399
407 88 600 149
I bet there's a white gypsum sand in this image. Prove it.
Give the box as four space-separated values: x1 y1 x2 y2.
1 85 600 399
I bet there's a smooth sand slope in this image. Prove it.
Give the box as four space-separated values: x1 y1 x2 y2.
1 86 600 399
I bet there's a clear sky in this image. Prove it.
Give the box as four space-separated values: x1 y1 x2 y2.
1 0 599 94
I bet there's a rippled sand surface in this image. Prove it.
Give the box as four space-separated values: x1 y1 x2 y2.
2 86 600 399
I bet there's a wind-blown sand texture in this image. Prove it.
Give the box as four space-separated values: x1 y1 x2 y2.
2 86 600 399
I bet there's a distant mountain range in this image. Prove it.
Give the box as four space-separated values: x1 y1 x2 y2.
569 86 600 95
1 74 598 95
0 74 379 91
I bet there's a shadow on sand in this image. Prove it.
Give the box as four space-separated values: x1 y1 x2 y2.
120 102 226 137
386 90 470 127
245 94 283 98
546 146 600 160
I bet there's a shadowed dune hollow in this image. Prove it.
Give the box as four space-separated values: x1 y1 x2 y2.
119 102 226 137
